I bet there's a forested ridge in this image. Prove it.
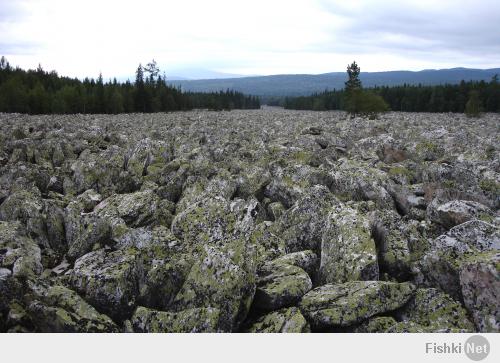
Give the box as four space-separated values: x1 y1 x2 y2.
283 78 500 113
0 57 260 114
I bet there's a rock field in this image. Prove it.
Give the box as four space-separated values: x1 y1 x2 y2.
0 109 498 333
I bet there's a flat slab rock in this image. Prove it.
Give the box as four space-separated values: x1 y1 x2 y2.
299 281 415 330
244 307 310 333
131 306 221 333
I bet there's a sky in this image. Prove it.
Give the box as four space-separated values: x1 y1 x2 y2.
1 0 499 80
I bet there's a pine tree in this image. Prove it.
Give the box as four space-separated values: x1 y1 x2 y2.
345 61 363 116
345 61 362 92
134 64 146 112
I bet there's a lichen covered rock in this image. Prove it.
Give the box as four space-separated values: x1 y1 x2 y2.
459 251 500 332
131 306 220 333
0 221 42 277
396 288 475 332
299 281 415 330
26 283 118 332
253 261 312 311
319 204 379 284
420 220 500 300
245 307 310 333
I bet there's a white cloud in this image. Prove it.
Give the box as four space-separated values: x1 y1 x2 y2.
1 0 499 79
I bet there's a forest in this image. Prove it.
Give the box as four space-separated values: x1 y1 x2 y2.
283 77 500 113
0 57 260 114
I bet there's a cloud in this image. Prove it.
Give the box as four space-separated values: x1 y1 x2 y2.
0 0 499 78
314 0 500 63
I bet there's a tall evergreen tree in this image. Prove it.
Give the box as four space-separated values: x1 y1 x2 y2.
345 61 362 91
345 61 363 116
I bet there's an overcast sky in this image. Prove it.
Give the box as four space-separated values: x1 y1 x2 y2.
1 0 499 79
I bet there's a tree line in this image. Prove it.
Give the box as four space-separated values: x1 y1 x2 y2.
0 57 260 114
283 63 499 116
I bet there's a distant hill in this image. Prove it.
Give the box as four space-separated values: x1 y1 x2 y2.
166 68 251 80
167 68 500 97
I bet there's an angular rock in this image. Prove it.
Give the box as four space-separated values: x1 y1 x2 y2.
299 281 415 330
64 203 112 261
67 248 143 321
250 221 286 266
276 185 336 253
172 238 256 332
420 220 500 300
94 189 172 233
271 250 318 276
0 221 42 277
459 251 500 332
330 158 394 209
396 288 475 332
0 189 47 244
369 210 412 280
254 262 312 311
427 199 493 229
319 204 378 284
131 306 220 333
245 307 310 333
171 196 235 245
26 283 118 332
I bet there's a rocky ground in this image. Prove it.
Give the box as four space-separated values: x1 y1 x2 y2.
0 109 498 333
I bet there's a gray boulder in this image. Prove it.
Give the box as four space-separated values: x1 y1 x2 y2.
131 306 220 333
0 221 42 277
459 251 500 332
253 261 312 311
244 307 310 333
420 220 500 301
299 281 415 330
319 204 378 284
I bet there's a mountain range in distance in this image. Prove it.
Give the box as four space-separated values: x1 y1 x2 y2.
166 68 252 80
167 67 500 97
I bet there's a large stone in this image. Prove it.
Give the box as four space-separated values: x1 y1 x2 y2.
69 146 131 197
253 261 312 311
250 221 286 266
271 250 318 276
171 196 235 245
319 204 378 284
459 251 500 332
64 202 112 261
244 307 310 333
0 189 47 244
26 283 118 332
299 281 415 330
94 189 172 233
67 248 143 321
329 158 394 209
131 306 220 333
369 210 414 280
172 238 256 332
0 221 42 277
276 185 336 253
420 220 500 300
395 288 475 332
427 199 494 229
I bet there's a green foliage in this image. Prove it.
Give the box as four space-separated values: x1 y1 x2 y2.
479 179 500 194
345 89 389 118
285 77 500 114
343 62 389 118
0 57 260 114
345 61 362 92
465 90 482 118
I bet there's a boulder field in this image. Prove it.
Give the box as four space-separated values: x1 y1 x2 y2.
0 109 498 332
